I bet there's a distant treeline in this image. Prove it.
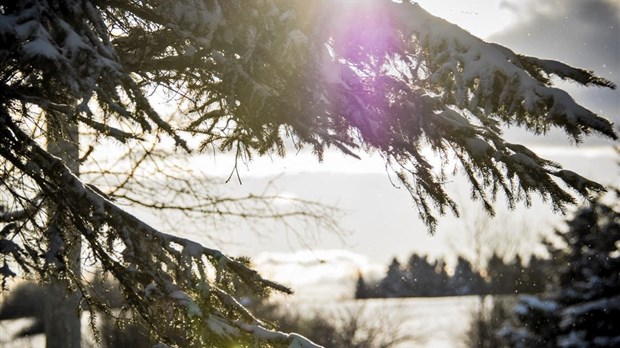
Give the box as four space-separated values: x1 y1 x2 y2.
355 252 553 298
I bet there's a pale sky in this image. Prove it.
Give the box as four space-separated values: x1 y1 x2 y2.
415 0 520 38
144 0 620 299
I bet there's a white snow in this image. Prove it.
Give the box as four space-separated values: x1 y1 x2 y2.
169 290 203 317
60 24 87 53
206 315 237 337
555 170 587 190
288 333 324 348
438 109 471 128
182 240 204 257
235 322 323 347
515 295 559 315
143 282 158 297
465 137 493 157
509 153 540 170
389 2 613 139
557 330 587 348
561 295 620 323
22 37 60 59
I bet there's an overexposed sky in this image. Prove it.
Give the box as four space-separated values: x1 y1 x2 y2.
415 0 520 38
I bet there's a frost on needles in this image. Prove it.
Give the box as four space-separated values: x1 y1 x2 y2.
0 0 617 347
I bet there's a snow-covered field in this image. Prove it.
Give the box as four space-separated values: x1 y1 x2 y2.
288 295 487 348
0 295 490 347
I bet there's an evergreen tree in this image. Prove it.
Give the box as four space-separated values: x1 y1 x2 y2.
503 195 620 347
354 273 369 299
432 258 450 297
405 254 437 296
448 256 484 295
1 0 617 345
486 253 550 295
379 258 407 298
487 253 509 294
520 255 552 294
512 255 526 294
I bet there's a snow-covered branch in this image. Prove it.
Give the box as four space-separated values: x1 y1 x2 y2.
0 112 312 346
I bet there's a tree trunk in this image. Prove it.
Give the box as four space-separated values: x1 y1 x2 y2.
44 112 81 348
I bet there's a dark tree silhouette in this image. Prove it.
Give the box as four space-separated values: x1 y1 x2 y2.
449 256 484 296
405 254 438 296
503 194 620 347
379 258 407 298
354 273 370 299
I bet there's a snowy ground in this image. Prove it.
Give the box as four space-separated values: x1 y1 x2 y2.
0 296 489 348
283 296 488 348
